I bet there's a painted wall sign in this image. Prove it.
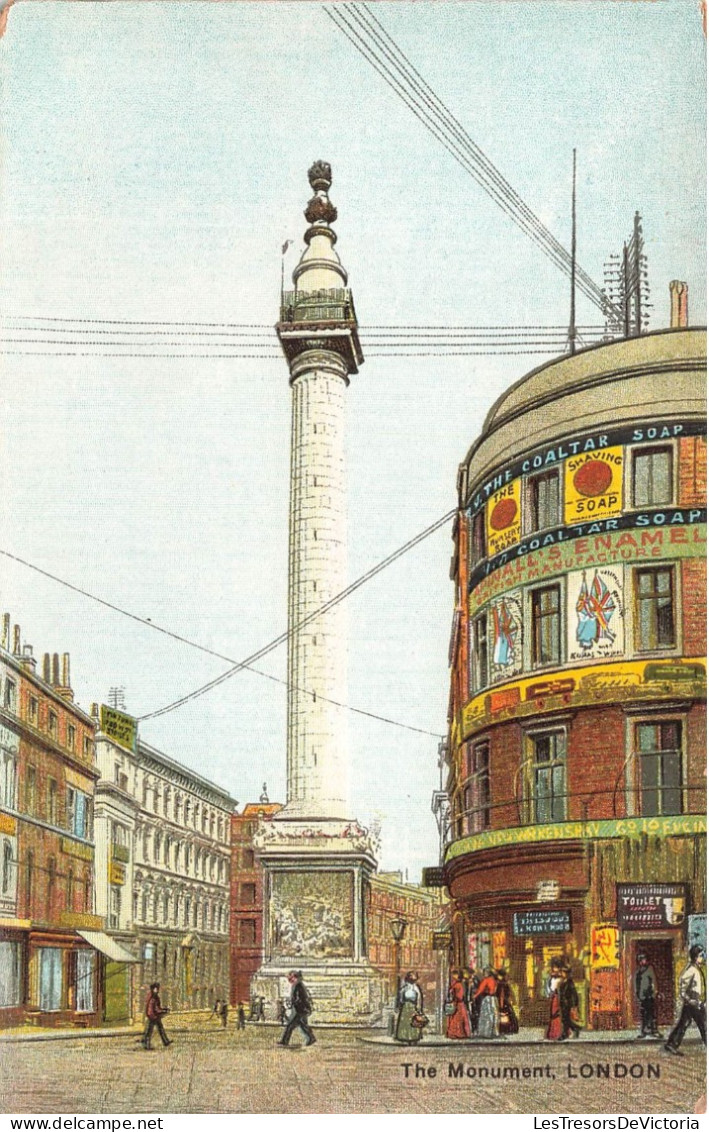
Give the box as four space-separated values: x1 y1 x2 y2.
0 813 17 835
563 446 624 524
616 883 687 930
512 909 571 935
432 929 451 951
566 567 624 663
461 656 706 737
100 705 138 753
489 590 523 683
467 419 706 515
486 479 521 555
590 923 620 970
536 880 560 902
445 814 707 861
470 521 706 605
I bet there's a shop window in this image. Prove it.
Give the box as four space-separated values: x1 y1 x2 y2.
471 613 489 692
39 947 63 1012
531 584 562 667
528 730 566 823
0 940 21 1006
75 950 95 1013
471 510 486 566
635 721 683 817
526 469 560 533
632 446 673 508
634 567 675 651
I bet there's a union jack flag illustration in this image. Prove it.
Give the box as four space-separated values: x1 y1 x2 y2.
576 571 616 649
492 598 518 667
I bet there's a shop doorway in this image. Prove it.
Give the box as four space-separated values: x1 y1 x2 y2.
631 939 675 1026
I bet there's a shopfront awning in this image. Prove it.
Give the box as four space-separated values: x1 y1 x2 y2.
77 930 140 963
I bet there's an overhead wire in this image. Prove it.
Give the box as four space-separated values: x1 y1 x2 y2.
326 3 620 320
0 506 454 734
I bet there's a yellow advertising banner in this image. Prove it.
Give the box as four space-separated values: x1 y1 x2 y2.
564 446 624 524
492 929 507 969
0 813 17 835
109 861 126 886
486 478 522 556
100 705 137 753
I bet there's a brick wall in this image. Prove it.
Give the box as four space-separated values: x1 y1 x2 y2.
679 435 707 506
682 558 707 657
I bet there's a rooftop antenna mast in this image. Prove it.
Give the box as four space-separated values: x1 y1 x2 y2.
567 148 577 356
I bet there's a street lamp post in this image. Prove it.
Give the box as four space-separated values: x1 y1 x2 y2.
390 917 407 1004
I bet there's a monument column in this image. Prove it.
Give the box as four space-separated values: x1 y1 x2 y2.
252 163 383 1024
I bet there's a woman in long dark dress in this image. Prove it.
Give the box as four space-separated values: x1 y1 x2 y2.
496 969 519 1035
445 970 472 1039
545 960 564 1041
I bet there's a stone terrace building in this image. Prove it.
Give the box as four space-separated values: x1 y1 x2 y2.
94 719 236 1020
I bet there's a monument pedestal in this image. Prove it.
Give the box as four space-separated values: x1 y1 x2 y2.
252 819 385 1025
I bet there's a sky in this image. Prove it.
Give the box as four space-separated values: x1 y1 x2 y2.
0 0 705 880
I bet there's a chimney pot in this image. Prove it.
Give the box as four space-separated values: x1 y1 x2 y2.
43 653 51 682
62 653 71 689
52 653 60 686
13 625 21 655
669 280 689 329
2 614 9 651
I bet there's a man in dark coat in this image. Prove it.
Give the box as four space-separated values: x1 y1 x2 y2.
142 982 172 1050
278 970 316 1047
559 966 582 1040
635 953 661 1039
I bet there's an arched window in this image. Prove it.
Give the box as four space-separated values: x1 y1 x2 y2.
184 896 191 927
164 838 171 867
141 891 149 922
174 794 182 823
185 798 192 825
193 901 199 928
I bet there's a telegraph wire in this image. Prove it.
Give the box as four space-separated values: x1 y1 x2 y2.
0 508 454 734
1 314 606 332
326 4 619 320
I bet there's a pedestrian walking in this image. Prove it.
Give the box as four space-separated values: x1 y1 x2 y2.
278 970 316 1047
445 969 472 1039
635 953 662 1039
468 968 482 1035
212 997 228 1027
496 969 519 1036
236 1002 246 1030
664 945 706 1056
474 966 500 1038
545 958 564 1041
276 998 287 1025
142 982 172 1050
394 970 424 1044
559 965 582 1040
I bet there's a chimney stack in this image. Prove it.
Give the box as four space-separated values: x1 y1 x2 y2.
43 653 51 682
13 625 21 656
20 644 37 673
52 653 60 685
62 653 70 688
670 280 689 328
1 614 9 651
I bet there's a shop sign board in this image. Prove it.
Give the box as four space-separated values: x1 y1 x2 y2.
432 930 451 951
512 909 571 935
616 883 687 930
536 880 560 903
100 705 138 753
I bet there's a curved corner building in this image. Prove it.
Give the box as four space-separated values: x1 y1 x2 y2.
443 326 706 1031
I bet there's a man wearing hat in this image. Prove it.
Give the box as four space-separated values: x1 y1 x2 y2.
635 952 662 1040
278 970 316 1047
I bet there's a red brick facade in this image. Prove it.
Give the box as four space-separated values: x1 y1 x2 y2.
229 802 282 1008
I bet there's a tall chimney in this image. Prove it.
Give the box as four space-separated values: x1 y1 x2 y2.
13 625 21 656
670 280 689 328
42 653 51 682
1 614 9 650
52 653 60 686
62 653 70 688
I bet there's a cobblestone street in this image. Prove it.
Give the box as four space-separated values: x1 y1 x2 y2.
1 1027 705 1115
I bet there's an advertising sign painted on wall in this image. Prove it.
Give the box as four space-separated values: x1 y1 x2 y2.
616 883 687 930
591 923 620 970
486 478 521 555
489 590 523 683
563 446 624 524
567 567 624 663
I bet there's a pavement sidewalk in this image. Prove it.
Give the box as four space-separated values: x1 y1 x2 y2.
360 1028 699 1047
